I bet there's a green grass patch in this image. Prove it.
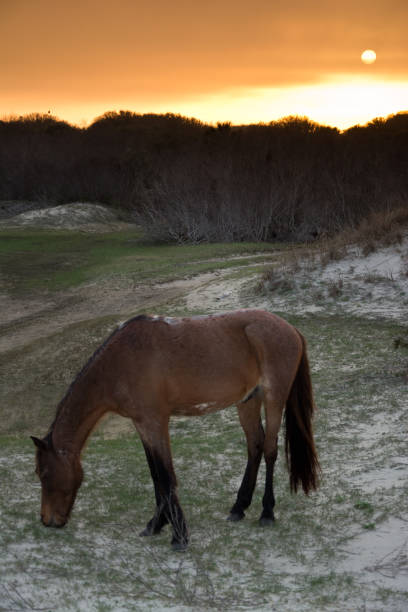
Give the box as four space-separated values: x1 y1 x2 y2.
0 229 280 294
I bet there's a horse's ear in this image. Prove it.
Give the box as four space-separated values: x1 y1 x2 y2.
30 436 47 451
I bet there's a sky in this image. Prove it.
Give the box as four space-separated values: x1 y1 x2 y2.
1 0 407 129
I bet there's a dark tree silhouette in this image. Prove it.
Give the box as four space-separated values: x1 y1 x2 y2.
0 110 407 242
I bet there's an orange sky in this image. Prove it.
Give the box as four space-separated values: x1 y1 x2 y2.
1 0 407 128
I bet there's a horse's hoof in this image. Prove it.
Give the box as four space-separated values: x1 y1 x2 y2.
140 521 165 536
259 516 275 527
171 539 188 552
227 512 245 522
139 527 153 537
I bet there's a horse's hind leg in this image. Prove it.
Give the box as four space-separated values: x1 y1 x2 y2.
260 392 285 525
135 419 189 550
228 394 264 521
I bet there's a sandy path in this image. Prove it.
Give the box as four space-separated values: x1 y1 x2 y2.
0 268 254 353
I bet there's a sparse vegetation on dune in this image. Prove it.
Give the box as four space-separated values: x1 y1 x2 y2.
259 205 408 292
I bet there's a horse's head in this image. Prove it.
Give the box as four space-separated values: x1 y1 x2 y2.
31 435 83 528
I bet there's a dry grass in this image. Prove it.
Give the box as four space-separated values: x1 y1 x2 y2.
318 205 408 263
259 205 408 290
327 278 344 298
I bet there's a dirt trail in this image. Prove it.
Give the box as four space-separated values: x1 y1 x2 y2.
0 267 254 354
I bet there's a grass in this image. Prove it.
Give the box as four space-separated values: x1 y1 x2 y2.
1 224 407 611
0 229 281 294
0 315 120 435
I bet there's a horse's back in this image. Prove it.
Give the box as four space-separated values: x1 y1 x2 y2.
115 309 300 375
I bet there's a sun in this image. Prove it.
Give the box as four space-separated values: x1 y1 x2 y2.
361 49 377 64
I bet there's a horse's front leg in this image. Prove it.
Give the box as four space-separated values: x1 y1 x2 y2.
228 395 264 521
136 419 189 550
139 441 169 536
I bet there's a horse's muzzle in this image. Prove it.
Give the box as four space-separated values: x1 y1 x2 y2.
41 515 66 528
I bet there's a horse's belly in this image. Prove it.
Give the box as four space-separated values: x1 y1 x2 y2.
167 364 260 416
172 400 231 417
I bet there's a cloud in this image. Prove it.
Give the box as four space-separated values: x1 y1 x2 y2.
0 0 407 111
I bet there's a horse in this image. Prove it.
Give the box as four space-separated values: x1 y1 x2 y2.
31 309 319 550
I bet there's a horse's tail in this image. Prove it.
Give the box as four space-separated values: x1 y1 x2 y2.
285 331 320 494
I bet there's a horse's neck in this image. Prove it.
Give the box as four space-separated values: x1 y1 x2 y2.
51 379 108 454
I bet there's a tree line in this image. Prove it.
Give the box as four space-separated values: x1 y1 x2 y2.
0 110 407 242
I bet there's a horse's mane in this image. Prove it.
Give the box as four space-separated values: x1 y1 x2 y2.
49 315 152 432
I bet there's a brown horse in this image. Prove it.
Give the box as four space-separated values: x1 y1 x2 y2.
31 309 319 550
